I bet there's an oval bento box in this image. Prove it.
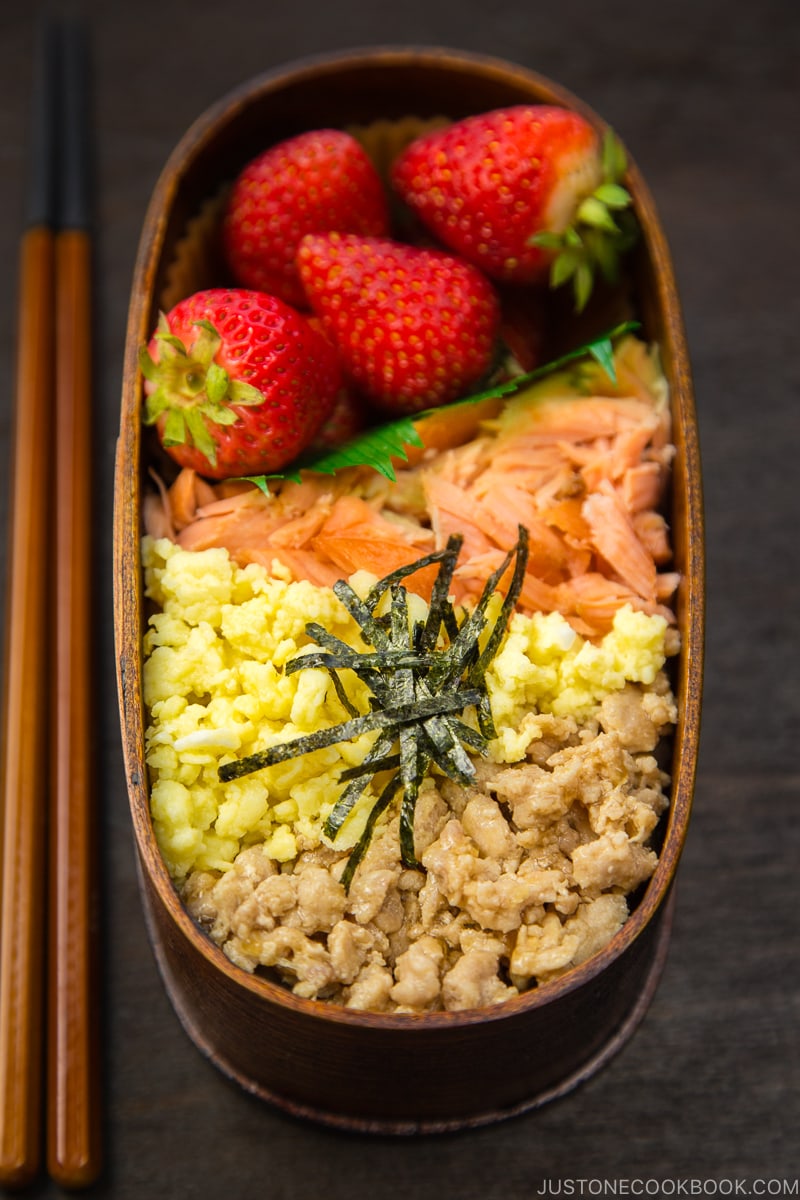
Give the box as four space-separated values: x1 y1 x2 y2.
113 47 704 1133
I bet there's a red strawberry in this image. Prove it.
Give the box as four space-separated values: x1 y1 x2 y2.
140 288 341 479
308 388 368 452
391 106 635 310
222 130 390 308
303 315 368 450
296 233 500 415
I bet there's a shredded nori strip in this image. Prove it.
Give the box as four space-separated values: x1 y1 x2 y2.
419 534 464 648
287 649 434 675
218 692 483 780
322 732 397 839
339 774 403 892
331 581 392 649
467 525 530 739
217 526 530 887
364 539 463 613
338 752 402 780
327 667 361 719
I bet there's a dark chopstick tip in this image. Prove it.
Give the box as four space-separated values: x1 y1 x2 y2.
25 16 93 231
26 16 59 227
58 18 93 231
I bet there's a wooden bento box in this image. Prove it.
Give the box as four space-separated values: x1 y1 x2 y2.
113 47 704 1132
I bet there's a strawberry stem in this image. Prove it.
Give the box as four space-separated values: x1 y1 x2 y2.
141 317 265 467
530 129 637 312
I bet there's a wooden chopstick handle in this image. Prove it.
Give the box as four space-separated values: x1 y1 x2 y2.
48 227 101 1188
0 225 54 1188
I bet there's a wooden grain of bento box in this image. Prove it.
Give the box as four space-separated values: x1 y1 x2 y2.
113 47 704 1133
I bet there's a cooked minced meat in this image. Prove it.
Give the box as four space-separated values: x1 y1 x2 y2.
181 681 674 1012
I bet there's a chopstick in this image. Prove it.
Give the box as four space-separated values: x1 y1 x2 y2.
0 18 101 1188
0 18 57 1189
49 21 101 1188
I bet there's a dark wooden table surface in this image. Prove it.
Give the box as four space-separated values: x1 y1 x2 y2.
1 1 798 1195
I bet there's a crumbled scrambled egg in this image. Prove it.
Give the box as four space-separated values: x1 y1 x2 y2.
142 536 671 882
486 605 670 760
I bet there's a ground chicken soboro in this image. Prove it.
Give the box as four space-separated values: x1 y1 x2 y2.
142 536 678 1013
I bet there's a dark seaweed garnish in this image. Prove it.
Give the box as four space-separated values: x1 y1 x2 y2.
217 527 529 887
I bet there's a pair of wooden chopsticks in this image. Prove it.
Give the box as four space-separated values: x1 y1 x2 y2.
0 18 100 1189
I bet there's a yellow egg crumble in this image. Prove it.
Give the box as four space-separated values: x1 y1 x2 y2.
142 535 671 882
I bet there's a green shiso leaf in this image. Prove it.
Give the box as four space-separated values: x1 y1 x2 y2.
240 321 638 489
587 332 618 382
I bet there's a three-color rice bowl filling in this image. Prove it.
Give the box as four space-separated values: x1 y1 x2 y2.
141 336 680 1013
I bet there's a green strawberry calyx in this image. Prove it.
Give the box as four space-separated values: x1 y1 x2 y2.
140 315 264 467
529 130 638 313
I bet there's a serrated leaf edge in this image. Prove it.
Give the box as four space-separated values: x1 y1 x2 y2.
247 322 638 486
